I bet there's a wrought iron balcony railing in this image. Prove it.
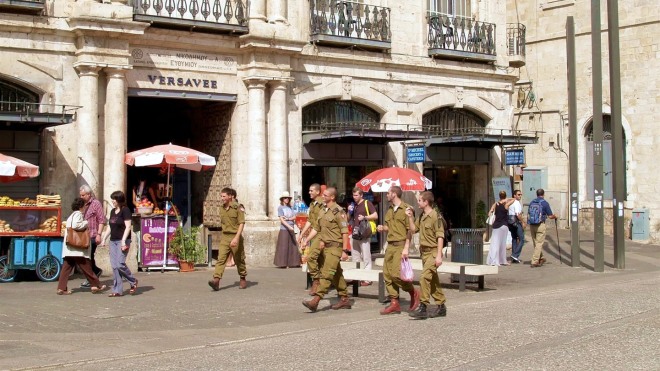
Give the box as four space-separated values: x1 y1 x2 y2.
0 0 45 14
507 23 526 67
309 0 391 51
427 12 496 62
131 0 249 34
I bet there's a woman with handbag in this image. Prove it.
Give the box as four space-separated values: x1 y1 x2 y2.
486 191 515 266
56 198 107 295
101 191 138 297
350 187 378 286
273 191 301 268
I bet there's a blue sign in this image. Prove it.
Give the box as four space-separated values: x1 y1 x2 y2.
407 146 426 163
505 149 525 165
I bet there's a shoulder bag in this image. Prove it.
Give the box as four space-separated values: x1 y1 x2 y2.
66 214 90 249
364 201 377 234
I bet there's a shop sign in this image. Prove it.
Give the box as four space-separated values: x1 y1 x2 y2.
406 146 426 163
504 149 525 165
140 218 179 267
491 177 513 200
147 74 218 89
130 47 237 74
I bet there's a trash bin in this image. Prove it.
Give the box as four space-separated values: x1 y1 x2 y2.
449 228 486 283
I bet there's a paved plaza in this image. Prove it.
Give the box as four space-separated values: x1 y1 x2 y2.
1 228 658 370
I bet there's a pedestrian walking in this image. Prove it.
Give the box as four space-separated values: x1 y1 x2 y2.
101 191 138 297
302 187 352 312
376 185 420 315
508 190 526 263
298 183 325 295
78 185 106 287
273 191 301 268
528 189 556 267
208 187 248 290
487 191 514 266
350 187 378 285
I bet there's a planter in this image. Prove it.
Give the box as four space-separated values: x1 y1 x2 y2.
179 260 195 272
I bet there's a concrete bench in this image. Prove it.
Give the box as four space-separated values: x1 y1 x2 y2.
302 262 387 303
374 258 498 292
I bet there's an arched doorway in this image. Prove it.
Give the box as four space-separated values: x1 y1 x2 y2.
584 115 627 200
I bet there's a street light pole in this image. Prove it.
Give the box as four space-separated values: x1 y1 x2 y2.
591 0 605 272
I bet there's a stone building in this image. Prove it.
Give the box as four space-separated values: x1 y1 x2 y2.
0 0 533 265
508 0 659 241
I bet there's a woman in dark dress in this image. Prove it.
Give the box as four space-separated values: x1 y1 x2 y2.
273 191 301 268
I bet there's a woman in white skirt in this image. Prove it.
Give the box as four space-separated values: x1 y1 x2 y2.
487 191 515 266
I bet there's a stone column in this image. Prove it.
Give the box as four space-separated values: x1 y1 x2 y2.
250 0 267 21
103 68 128 207
268 0 287 24
242 78 268 219
74 64 102 197
268 80 289 217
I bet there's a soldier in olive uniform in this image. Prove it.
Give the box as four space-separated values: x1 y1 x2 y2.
299 183 325 295
302 186 352 312
376 185 420 315
408 191 447 319
208 187 248 291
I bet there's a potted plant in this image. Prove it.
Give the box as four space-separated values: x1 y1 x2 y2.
475 200 489 241
169 226 206 272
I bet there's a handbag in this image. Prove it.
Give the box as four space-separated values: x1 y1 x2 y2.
352 219 372 240
66 227 90 249
400 257 414 282
364 201 377 234
486 213 495 226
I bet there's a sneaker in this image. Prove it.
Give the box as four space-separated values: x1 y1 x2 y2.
429 303 447 318
409 303 428 319
510 257 521 264
80 280 91 288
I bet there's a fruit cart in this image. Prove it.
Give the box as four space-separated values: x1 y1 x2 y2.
0 201 64 282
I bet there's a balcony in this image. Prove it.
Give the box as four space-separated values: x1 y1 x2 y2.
309 0 391 51
0 0 45 15
427 12 496 63
131 0 249 35
507 23 526 67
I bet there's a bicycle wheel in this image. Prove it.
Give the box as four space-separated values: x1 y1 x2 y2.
0 255 17 283
36 255 61 282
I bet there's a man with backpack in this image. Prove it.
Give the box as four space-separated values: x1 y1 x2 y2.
527 189 556 268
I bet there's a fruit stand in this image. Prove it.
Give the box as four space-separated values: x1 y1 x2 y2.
0 196 64 282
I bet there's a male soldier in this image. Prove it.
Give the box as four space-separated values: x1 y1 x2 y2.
376 185 420 315
208 187 248 291
299 183 325 295
408 191 447 319
302 187 351 312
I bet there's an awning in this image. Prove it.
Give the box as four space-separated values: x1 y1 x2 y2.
425 130 539 147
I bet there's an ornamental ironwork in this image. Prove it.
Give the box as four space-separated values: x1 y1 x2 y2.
507 23 526 57
427 12 496 56
0 80 39 113
422 107 485 137
302 99 380 132
309 0 391 43
132 0 248 28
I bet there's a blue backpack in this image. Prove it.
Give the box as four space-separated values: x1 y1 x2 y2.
527 199 543 225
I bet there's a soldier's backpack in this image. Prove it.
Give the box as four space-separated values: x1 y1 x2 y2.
527 199 543 225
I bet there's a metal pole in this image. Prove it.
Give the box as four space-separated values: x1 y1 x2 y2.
207 234 213 268
566 16 580 268
607 0 625 269
591 0 605 272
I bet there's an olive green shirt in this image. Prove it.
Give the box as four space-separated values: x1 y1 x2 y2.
308 196 325 231
220 200 245 234
384 201 412 242
415 209 444 247
315 203 348 244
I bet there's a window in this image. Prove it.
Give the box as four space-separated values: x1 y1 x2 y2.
302 99 380 132
584 115 627 200
429 0 471 19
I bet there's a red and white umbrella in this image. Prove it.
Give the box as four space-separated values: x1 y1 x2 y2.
356 166 432 192
125 143 216 272
0 153 40 183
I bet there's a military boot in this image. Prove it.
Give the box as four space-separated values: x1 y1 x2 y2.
302 295 321 312
408 288 420 311
239 277 248 289
379 298 401 315
331 296 352 310
409 303 428 319
207 278 220 291
429 303 447 318
308 279 320 296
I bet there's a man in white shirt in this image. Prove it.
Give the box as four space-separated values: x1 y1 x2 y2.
508 190 526 263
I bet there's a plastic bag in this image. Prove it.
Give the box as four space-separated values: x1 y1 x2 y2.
400 257 414 282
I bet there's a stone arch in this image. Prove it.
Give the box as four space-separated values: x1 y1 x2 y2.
416 91 497 126
0 75 42 112
302 99 380 131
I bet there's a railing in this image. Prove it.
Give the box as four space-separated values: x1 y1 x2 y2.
507 23 526 57
304 122 538 137
132 0 249 31
309 0 391 44
427 12 496 57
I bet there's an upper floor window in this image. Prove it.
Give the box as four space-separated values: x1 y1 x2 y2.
429 0 472 19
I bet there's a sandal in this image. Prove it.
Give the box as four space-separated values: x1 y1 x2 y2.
91 285 107 294
129 279 138 295
108 293 123 297
57 289 72 295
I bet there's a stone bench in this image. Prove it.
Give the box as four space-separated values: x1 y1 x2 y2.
302 262 387 303
374 257 498 292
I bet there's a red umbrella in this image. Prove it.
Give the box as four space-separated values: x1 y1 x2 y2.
356 166 432 192
125 143 216 271
0 153 40 183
